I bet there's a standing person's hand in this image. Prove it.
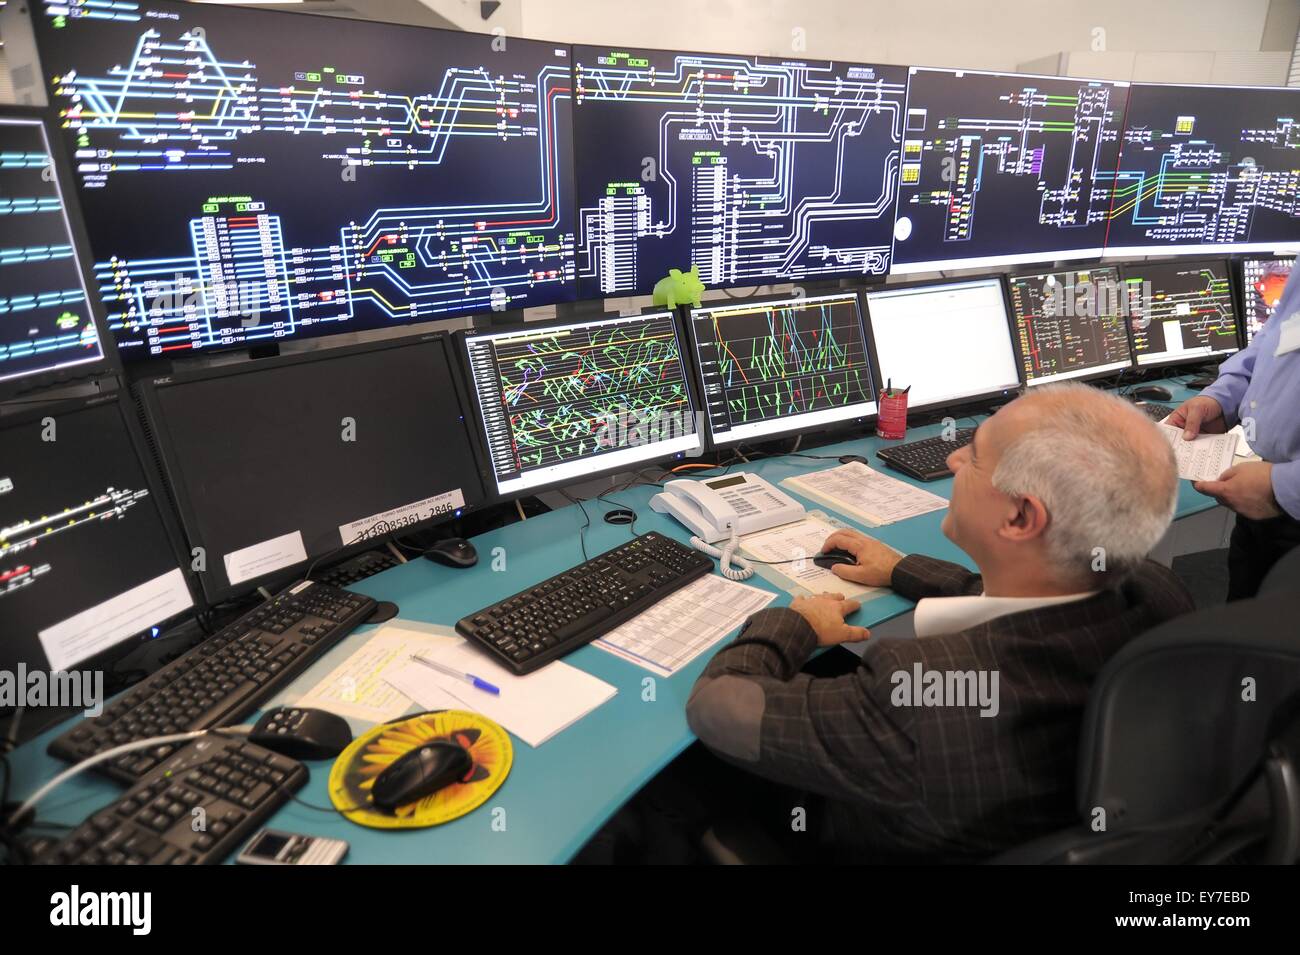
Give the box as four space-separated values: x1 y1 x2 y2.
1166 395 1227 440
820 529 904 588
1194 462 1281 520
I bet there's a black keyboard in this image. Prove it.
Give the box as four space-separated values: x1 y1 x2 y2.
49 580 376 783
875 428 976 482
456 531 714 675
317 548 398 587
34 734 306 865
1133 401 1175 422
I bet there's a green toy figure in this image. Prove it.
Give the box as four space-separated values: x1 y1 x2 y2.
652 266 705 309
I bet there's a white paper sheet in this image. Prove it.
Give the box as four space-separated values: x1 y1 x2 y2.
782 461 948 526
739 515 886 600
223 530 307 587
1157 423 1239 482
592 574 776 678
293 620 459 723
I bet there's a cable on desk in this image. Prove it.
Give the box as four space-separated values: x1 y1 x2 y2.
515 499 527 522
559 489 591 562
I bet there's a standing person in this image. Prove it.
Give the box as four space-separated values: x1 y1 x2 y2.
1169 267 1300 599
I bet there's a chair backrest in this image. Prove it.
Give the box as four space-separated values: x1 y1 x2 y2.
1260 544 1300 600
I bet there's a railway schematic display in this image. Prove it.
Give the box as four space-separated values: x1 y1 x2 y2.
1122 259 1240 366
0 115 107 389
464 312 701 496
1104 84 1300 256
33 0 575 358
1007 267 1131 386
891 68 1128 273
688 292 877 445
572 46 907 297
1242 255 1294 342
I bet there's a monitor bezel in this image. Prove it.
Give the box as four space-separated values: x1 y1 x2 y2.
0 389 199 673
1118 256 1242 370
684 288 880 449
0 105 123 401
135 332 489 604
454 307 708 501
861 273 1025 412
1005 263 1136 388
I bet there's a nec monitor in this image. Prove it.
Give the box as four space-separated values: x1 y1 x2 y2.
137 334 486 603
32 0 576 360
1007 266 1133 386
572 45 908 297
0 107 117 398
0 394 195 675
890 67 1129 274
687 291 877 447
1241 254 1294 343
863 276 1021 411
1120 258 1240 367
1103 83 1300 257
461 310 702 497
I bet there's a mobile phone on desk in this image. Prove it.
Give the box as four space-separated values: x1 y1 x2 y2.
236 828 349 865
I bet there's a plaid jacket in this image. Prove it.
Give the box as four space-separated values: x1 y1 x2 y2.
685 554 1194 861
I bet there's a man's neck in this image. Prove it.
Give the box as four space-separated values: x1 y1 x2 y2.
978 562 1092 599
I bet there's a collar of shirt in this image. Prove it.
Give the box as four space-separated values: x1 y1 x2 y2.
913 591 1098 638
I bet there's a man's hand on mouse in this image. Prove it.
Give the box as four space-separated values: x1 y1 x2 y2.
820 529 903 588
1167 395 1227 440
789 593 870 646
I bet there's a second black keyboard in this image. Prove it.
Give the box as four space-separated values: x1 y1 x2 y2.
456 531 714 675
48 579 376 783
876 428 976 481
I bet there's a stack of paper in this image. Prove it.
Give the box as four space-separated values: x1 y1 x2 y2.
1156 423 1238 482
782 461 948 526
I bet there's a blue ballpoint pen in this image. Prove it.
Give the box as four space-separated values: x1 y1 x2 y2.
410 653 501 696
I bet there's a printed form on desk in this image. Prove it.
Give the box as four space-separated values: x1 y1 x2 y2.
1156 424 1239 482
782 461 948 526
739 514 887 600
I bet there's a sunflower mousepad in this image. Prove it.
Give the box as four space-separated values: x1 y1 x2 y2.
329 710 512 828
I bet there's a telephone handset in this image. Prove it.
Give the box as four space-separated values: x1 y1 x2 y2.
650 473 805 580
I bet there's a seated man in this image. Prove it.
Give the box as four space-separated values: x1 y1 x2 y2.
686 382 1193 861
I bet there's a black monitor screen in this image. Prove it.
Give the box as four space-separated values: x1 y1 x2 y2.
33 0 575 359
1242 254 1294 343
142 335 485 601
1104 84 1300 256
891 68 1128 273
1121 259 1240 367
1007 267 1132 386
463 311 702 496
0 396 193 673
688 292 877 446
0 111 112 395
572 46 907 297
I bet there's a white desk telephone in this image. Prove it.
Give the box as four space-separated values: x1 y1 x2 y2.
650 473 805 580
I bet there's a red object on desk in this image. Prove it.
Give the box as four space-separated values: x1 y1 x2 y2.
876 388 909 440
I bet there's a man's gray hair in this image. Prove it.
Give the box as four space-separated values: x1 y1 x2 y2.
991 383 1179 581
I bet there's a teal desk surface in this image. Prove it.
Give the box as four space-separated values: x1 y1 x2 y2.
9 379 1216 864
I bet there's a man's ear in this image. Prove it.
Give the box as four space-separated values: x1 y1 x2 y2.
999 493 1050 544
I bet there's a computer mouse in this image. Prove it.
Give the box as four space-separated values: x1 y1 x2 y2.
370 740 473 812
423 537 478 568
1132 385 1172 402
813 548 858 569
249 707 353 761
838 454 871 466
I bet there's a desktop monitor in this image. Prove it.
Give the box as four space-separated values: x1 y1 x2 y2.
32 0 576 360
863 276 1022 410
687 291 878 447
461 311 703 497
890 67 1129 274
1007 266 1133 386
1240 254 1295 343
0 107 117 398
137 334 486 603
572 45 908 297
1104 83 1300 257
1120 259 1240 368
0 393 196 675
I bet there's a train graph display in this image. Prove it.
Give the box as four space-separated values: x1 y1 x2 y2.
463 312 701 496
891 68 1128 273
573 45 907 297
32 0 575 358
1104 83 1300 256
688 292 877 445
